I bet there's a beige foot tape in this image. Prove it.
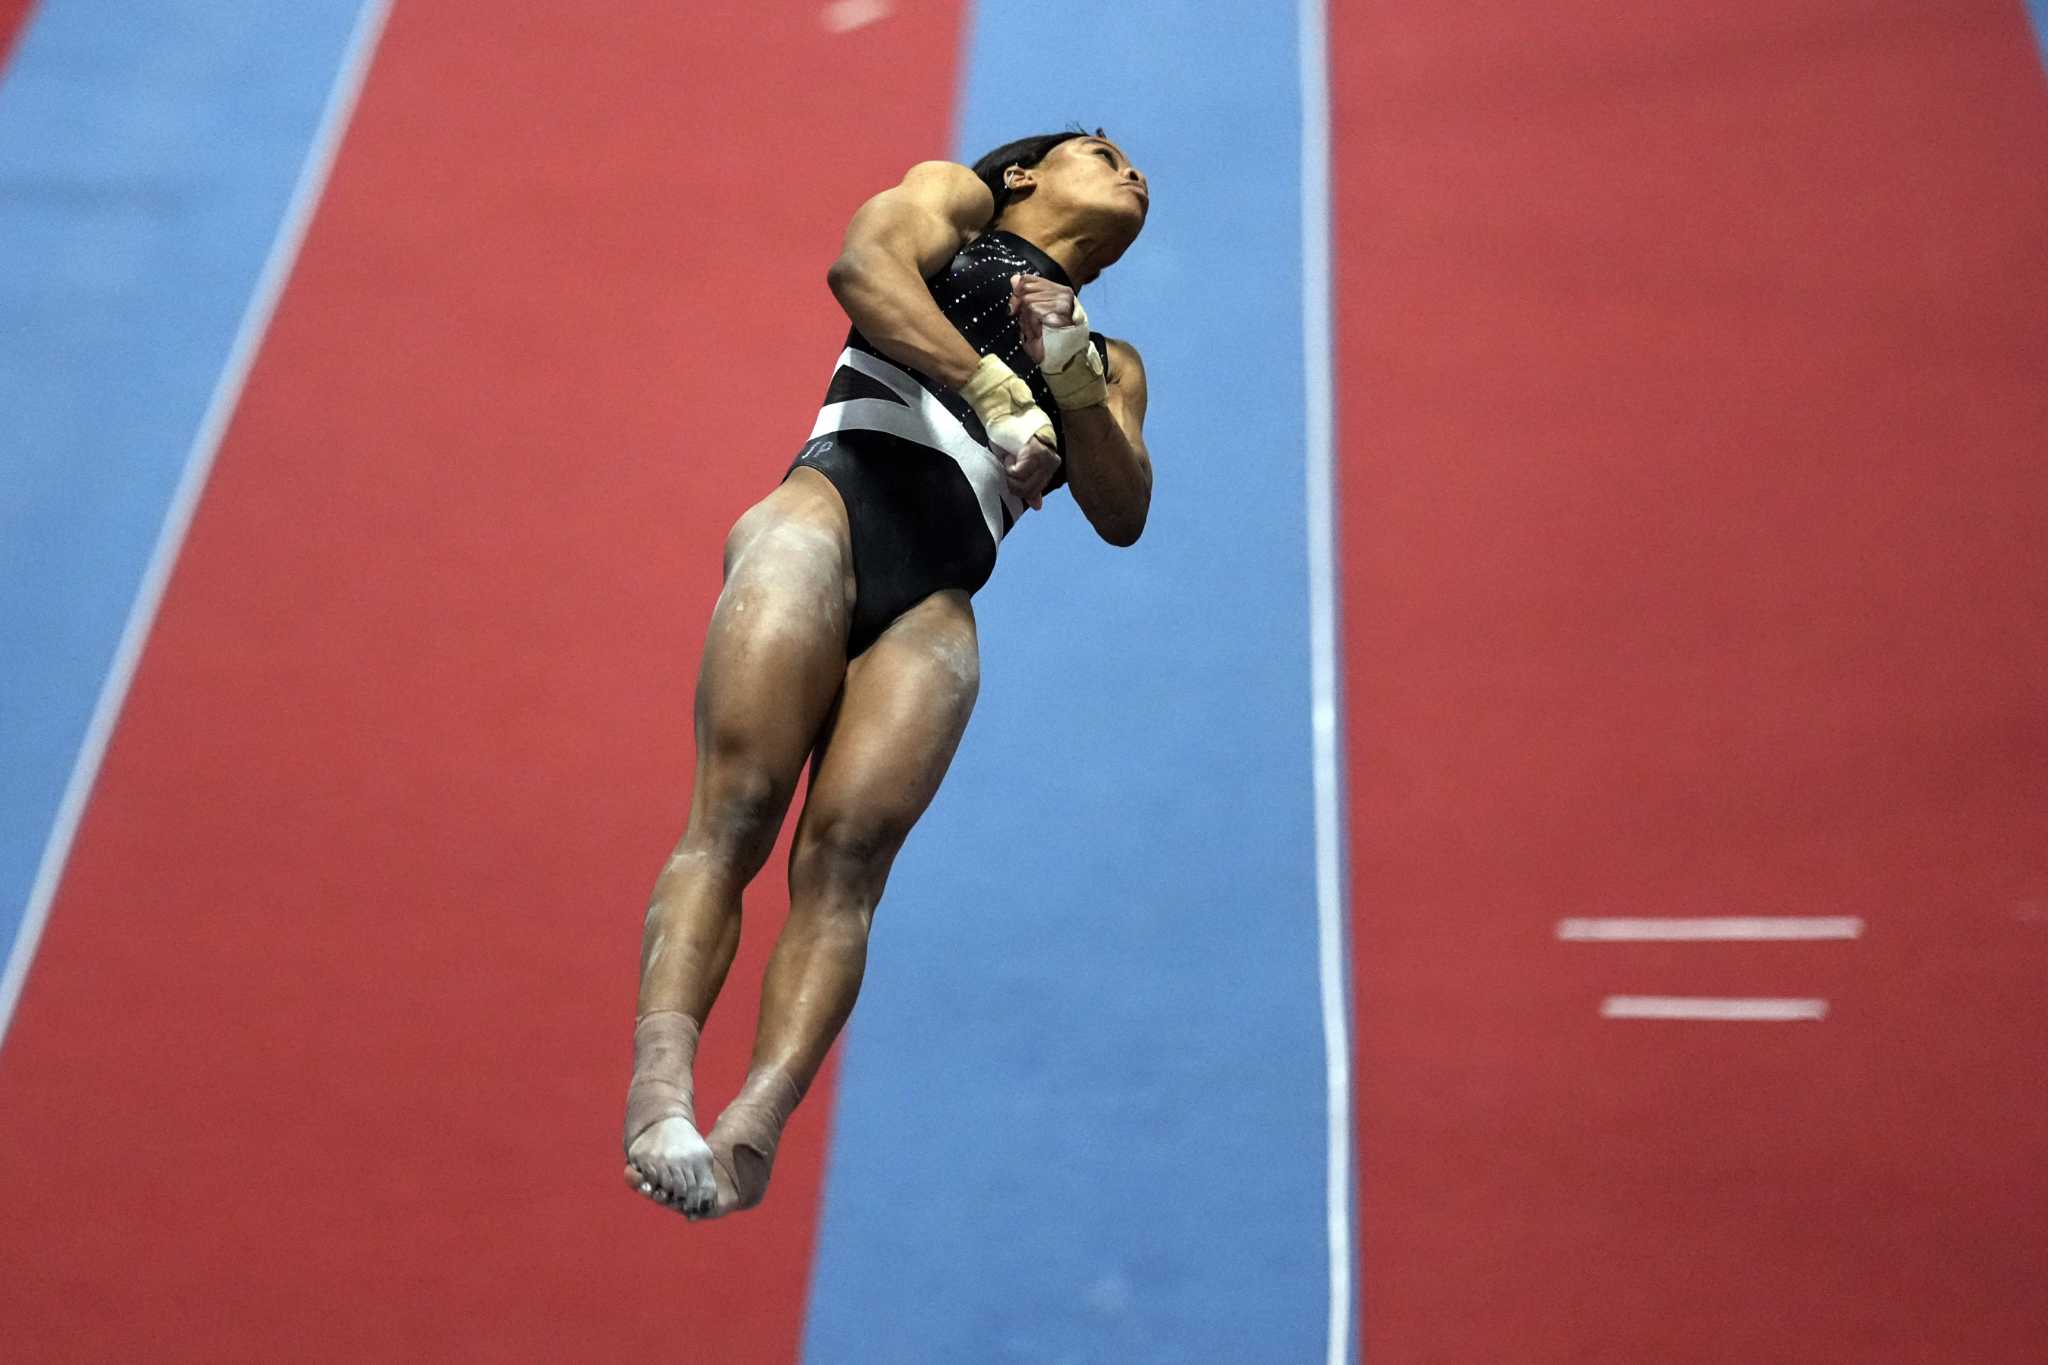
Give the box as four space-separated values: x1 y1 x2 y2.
623 1010 702 1152
706 1070 804 1215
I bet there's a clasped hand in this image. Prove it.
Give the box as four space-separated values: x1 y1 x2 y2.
995 272 1095 508
1008 272 1087 370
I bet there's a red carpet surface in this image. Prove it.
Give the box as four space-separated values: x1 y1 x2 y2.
0 4 962 1360
1335 3 2048 1360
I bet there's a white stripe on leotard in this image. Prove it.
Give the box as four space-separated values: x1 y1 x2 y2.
807 346 1024 547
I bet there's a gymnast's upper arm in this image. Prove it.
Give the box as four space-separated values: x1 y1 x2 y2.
830 161 994 282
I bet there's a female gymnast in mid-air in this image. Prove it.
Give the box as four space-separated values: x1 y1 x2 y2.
621 129 1152 1219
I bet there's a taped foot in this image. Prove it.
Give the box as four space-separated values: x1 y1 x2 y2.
622 1011 714 1217
700 1070 803 1219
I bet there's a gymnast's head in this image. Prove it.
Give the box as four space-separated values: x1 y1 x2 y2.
972 128 1148 269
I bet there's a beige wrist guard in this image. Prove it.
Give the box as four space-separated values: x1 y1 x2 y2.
960 352 1055 452
1040 295 1107 411
1044 340 1107 410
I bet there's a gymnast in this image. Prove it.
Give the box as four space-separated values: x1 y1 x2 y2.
622 129 1152 1219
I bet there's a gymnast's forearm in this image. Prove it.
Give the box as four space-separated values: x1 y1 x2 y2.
1061 405 1150 546
826 247 984 388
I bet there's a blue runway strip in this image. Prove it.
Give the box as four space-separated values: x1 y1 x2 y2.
0 1 367 999
801 4 1336 1361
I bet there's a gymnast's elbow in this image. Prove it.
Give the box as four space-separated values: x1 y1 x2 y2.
1076 471 1149 547
1091 508 1147 549
824 252 868 306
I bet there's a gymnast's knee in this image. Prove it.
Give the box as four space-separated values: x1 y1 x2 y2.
788 813 905 908
681 761 788 874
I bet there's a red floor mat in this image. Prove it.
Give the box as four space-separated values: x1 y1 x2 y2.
1333 3 2048 1360
0 4 962 1361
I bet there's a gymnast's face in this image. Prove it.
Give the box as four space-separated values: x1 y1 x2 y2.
1006 136 1149 250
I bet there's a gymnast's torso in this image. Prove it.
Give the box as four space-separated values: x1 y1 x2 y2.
787 228 1109 655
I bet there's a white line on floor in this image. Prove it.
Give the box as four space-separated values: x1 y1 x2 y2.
1558 917 1864 942
1601 996 1830 1021
820 0 891 33
1298 1 1353 1361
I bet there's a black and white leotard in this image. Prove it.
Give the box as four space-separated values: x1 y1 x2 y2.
787 228 1109 656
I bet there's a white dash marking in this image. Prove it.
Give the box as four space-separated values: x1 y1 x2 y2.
1558 917 1864 942
821 0 892 34
1601 997 1830 1021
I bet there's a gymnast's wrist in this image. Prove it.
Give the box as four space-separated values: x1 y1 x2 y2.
959 352 1034 425
1044 344 1107 410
